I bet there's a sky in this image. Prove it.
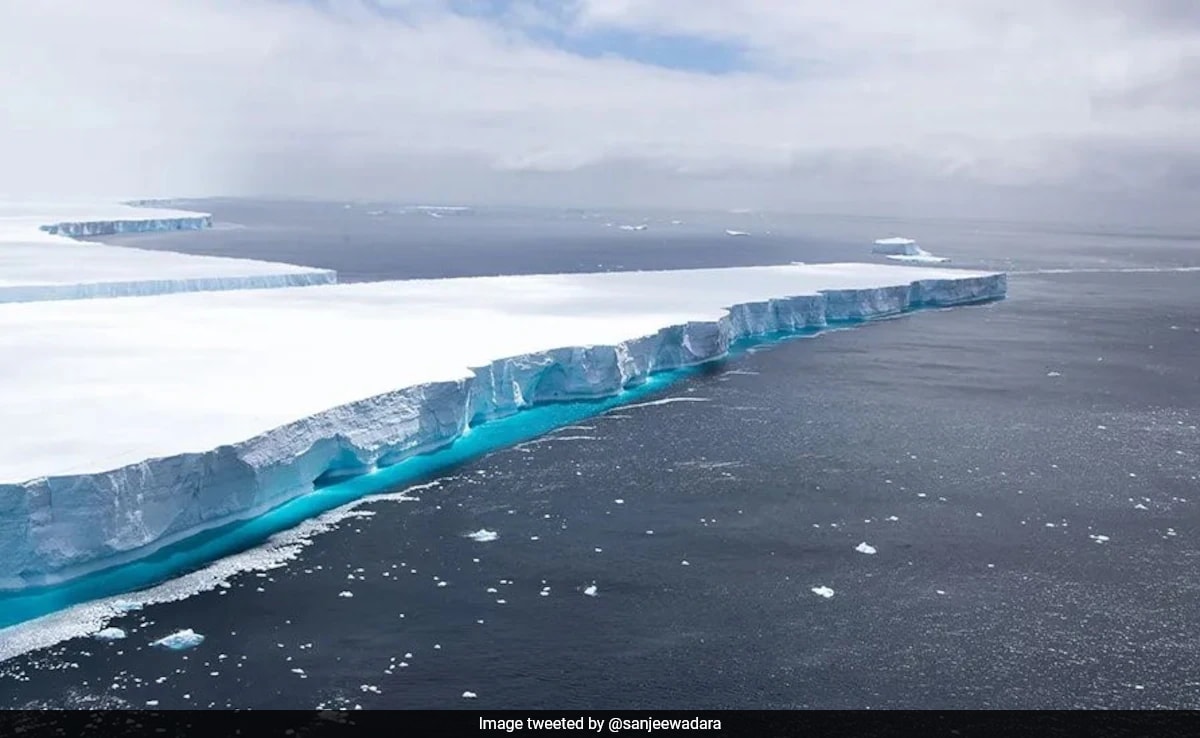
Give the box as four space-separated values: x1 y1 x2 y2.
2 0 1198 224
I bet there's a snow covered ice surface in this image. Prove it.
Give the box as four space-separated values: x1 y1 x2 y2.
0 202 336 303
0 243 1004 589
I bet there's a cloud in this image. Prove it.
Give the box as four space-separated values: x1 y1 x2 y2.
1 0 1197 223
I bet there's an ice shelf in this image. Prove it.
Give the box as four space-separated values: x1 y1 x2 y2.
0 263 1005 587
0 202 337 303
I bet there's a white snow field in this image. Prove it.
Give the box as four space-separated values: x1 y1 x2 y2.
0 262 1004 587
0 202 336 303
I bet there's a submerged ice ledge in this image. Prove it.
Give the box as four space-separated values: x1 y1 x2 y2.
0 266 1005 590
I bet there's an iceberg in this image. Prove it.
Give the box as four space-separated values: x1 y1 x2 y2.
0 262 1004 591
0 202 337 303
150 628 205 651
872 237 949 264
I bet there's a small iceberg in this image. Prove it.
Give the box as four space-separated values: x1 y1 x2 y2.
467 529 499 542
618 224 648 231
872 237 949 263
94 627 127 641
811 586 835 599
583 584 598 597
151 629 205 651
855 542 877 555
725 229 750 237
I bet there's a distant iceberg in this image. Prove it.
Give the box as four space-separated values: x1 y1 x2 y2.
725 230 750 237
872 237 949 264
618 224 648 231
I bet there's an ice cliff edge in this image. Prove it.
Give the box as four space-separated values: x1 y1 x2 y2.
0 265 1006 590
0 202 337 303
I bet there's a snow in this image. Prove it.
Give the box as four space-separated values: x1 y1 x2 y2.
150 629 204 651
0 202 336 303
0 261 1003 588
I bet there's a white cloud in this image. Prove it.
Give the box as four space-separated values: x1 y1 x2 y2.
0 0 1197 221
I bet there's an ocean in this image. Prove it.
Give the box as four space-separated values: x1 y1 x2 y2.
2 201 1197 708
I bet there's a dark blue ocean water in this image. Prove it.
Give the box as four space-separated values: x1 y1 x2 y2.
3 201 1198 708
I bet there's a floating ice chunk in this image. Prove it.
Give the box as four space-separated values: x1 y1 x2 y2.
1134 503 1148 510
584 584 598 597
618 224 647 231
725 229 750 237
1090 534 1111 543
872 237 949 263
467 529 499 542
681 560 690 566
1047 371 1062 377
94 627 127 641
811 586 835 598
437 581 448 588
463 691 477 699
151 629 205 651
338 591 354 598
855 542 877 555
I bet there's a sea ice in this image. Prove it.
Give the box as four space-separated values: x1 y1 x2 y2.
855 542 877 555
811 586 835 598
467 530 499 542
150 629 205 651
94 627 126 641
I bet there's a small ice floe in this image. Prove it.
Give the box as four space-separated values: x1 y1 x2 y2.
467 529 499 542
725 229 750 237
1134 503 1148 510
681 560 691 566
811 586 835 599
463 691 477 699
614 499 625 505
855 542 877 555
886 515 900 522
338 591 354 598
1089 534 1111 544
94 627 127 641
437 581 448 588
583 584 598 597
618 224 648 231
1047 372 1062 377
151 629 205 651
113 600 144 614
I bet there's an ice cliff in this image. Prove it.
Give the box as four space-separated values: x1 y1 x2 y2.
38 214 213 237
0 270 1006 589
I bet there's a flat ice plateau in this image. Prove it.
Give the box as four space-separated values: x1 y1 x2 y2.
0 262 1004 588
0 202 336 303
